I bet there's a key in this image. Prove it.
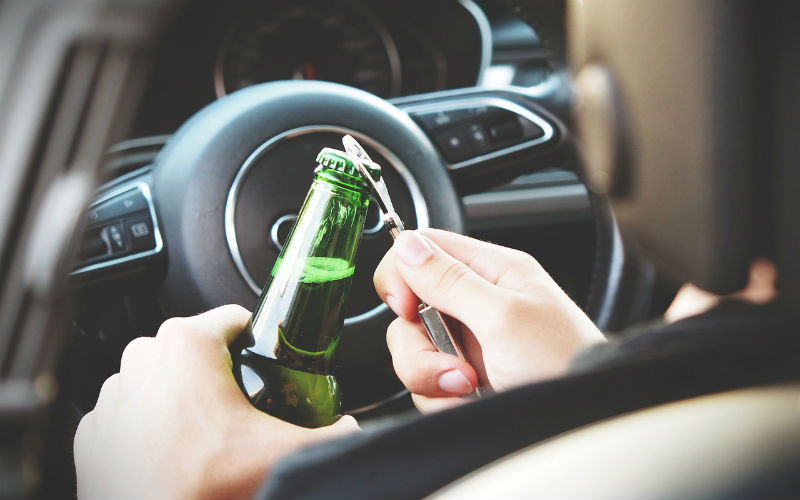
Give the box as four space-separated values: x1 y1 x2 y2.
342 135 484 398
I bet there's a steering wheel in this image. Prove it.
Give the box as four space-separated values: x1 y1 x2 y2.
74 77 631 413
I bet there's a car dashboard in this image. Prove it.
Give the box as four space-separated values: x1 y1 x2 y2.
66 0 600 418
131 0 562 131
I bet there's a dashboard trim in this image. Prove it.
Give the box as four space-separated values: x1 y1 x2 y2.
464 183 591 229
459 0 493 86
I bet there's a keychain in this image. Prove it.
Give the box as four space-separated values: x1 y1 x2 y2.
343 135 484 399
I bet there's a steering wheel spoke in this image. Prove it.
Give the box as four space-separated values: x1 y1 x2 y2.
71 179 165 282
394 88 573 193
71 80 640 414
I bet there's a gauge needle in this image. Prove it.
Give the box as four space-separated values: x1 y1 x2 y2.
303 62 316 80
293 62 317 81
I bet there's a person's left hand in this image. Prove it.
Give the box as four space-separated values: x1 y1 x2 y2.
73 305 359 500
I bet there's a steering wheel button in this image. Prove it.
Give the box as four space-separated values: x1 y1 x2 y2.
488 119 524 144
434 128 475 163
432 112 452 126
77 229 110 261
126 218 156 252
130 222 150 238
102 223 126 253
467 105 490 117
412 109 471 131
520 118 545 139
465 123 491 152
89 188 149 225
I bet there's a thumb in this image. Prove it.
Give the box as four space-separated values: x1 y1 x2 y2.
189 304 252 345
326 415 361 435
310 415 361 441
392 231 502 330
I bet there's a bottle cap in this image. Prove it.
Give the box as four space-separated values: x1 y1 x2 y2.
316 147 381 182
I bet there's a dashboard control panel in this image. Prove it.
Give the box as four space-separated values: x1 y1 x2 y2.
408 97 554 169
73 182 163 276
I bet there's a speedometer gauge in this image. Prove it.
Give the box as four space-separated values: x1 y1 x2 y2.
215 2 401 99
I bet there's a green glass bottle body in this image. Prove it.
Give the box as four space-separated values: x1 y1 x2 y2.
231 149 371 428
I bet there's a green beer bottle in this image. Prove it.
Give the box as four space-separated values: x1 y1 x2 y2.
231 147 374 428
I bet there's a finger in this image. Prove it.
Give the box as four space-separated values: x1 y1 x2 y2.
73 409 98 480
119 336 154 372
411 393 469 414
386 317 478 396
157 305 251 347
374 230 547 321
374 246 418 320
324 415 361 436
191 304 252 345
389 231 506 329
74 409 96 456
94 373 120 408
417 228 548 291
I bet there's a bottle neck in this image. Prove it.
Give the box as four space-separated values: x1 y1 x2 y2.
314 167 368 195
244 164 370 373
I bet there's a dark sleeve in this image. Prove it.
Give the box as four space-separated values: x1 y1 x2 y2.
258 368 670 500
258 300 800 500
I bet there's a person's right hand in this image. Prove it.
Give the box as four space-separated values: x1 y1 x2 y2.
374 229 605 413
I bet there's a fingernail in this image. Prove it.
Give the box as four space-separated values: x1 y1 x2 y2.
395 231 433 267
438 369 473 395
386 295 402 318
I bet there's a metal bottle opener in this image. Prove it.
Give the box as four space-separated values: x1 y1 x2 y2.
342 135 483 398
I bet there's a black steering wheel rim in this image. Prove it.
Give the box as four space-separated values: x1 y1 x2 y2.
144 77 636 412
151 80 464 411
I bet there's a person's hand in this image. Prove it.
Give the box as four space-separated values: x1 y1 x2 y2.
374 229 605 412
73 305 359 500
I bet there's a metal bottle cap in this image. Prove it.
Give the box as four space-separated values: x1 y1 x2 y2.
316 147 380 181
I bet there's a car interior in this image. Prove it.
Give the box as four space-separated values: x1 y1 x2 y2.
0 0 797 498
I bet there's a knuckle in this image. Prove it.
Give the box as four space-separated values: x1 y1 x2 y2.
120 336 153 370
373 251 389 282
222 303 247 314
510 248 540 268
156 317 182 333
213 303 250 318
122 335 150 354
373 249 397 296
392 360 423 393
404 364 436 395
404 377 425 395
156 317 192 344
74 411 94 448
96 373 120 402
502 249 550 292
410 392 428 408
75 409 93 433
438 261 472 297
502 246 544 275
385 317 405 351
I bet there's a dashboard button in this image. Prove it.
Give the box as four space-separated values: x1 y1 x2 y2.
434 127 475 163
412 109 471 131
88 188 148 225
520 118 545 139
103 223 126 253
126 217 156 253
465 123 491 152
488 119 524 144
78 230 109 261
